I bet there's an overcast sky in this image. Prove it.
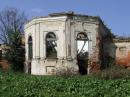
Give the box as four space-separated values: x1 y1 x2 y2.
0 0 130 36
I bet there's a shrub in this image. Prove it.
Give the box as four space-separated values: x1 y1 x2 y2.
92 64 130 79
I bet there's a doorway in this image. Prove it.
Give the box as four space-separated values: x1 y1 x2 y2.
77 33 89 75
28 62 31 74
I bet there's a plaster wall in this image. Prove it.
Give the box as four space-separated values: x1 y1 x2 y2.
24 15 103 75
24 16 79 75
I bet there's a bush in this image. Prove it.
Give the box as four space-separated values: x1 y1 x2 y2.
5 46 25 72
92 64 130 79
4 31 25 72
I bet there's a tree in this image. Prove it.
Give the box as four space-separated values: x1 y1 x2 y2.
0 7 26 44
0 7 27 71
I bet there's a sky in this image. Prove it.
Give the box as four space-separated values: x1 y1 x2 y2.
0 0 130 36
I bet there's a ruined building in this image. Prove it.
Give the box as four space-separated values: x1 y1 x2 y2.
24 12 130 75
105 37 130 68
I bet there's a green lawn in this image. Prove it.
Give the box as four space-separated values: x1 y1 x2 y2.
0 70 130 97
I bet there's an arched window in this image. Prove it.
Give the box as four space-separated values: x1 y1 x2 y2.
77 33 88 40
46 32 57 58
28 36 33 60
77 32 88 58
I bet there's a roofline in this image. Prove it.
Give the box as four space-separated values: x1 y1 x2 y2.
24 11 112 35
25 11 100 25
113 38 130 42
24 15 68 29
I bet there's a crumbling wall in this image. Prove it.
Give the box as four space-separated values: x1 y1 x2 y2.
89 36 101 72
70 16 101 73
98 20 116 69
78 18 103 72
115 42 130 68
106 39 130 68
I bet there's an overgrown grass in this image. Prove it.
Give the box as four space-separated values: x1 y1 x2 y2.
0 69 130 97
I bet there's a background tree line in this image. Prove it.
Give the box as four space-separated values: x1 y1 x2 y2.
0 7 27 71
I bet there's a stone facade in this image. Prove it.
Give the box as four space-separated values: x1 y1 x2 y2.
24 12 112 75
106 38 130 68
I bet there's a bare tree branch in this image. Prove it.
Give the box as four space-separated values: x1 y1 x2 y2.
0 7 27 44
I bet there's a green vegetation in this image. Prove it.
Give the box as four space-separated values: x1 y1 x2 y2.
0 8 27 72
92 64 130 80
0 70 130 97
